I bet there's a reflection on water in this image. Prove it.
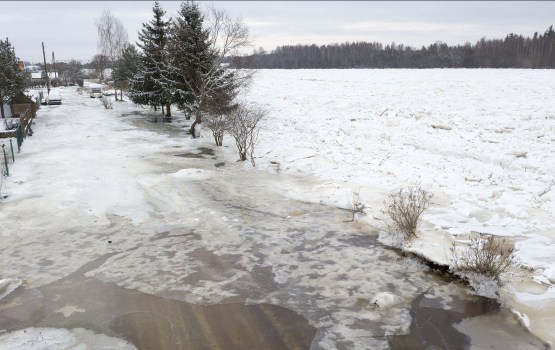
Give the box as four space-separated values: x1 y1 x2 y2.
0 253 316 350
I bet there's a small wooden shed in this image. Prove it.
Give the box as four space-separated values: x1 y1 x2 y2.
10 93 38 118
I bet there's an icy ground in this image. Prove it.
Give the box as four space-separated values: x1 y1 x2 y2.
0 69 553 348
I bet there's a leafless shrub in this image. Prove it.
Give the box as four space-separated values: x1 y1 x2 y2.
227 103 266 166
101 96 113 109
204 113 231 146
347 191 366 221
450 234 520 283
383 186 433 240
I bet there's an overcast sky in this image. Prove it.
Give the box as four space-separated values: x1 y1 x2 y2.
2 1 554 63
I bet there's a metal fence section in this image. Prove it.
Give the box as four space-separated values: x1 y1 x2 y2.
0 106 34 197
1 143 8 177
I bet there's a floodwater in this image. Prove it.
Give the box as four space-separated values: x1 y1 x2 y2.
0 253 316 350
0 103 549 349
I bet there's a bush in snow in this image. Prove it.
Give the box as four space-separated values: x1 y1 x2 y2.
228 103 266 166
101 96 113 109
204 113 231 146
382 186 432 241
347 191 366 222
449 234 520 286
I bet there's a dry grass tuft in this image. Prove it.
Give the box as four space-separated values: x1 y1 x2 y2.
383 186 432 240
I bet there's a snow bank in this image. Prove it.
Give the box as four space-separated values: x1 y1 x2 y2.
0 327 136 350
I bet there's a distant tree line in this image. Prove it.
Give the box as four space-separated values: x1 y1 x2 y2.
231 25 555 69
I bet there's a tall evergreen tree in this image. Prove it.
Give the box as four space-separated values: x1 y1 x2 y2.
131 1 173 116
0 38 27 118
168 1 239 137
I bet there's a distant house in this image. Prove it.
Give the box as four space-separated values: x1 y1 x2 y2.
31 71 59 87
26 65 41 72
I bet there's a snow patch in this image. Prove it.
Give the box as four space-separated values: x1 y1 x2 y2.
0 278 22 301
172 168 215 181
0 328 136 350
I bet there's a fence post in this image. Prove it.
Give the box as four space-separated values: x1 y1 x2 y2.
16 125 22 152
2 144 8 177
9 139 14 162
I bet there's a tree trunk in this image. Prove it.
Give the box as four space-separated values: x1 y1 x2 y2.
190 120 197 138
214 132 223 146
165 103 171 118
114 90 119 101
0 93 4 118
120 90 123 101
190 112 202 138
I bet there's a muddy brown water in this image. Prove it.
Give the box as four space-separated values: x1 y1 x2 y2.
0 253 316 350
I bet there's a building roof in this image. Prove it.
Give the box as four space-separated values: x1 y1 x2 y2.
31 71 59 79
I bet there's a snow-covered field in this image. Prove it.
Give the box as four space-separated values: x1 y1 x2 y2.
244 69 555 342
0 69 554 348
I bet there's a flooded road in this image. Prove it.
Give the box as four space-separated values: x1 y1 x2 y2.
0 253 315 350
0 101 549 349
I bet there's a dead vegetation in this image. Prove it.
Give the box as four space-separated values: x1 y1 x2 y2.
347 191 366 221
449 234 520 283
382 186 433 241
101 96 113 109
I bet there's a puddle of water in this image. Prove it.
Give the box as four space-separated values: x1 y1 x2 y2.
0 254 316 350
175 148 216 159
388 288 549 349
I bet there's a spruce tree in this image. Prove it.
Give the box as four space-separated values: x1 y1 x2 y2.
168 1 238 137
113 44 141 101
131 1 173 116
0 38 27 118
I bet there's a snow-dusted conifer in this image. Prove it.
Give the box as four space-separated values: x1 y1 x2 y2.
0 38 27 118
131 1 173 116
112 44 141 101
168 1 239 137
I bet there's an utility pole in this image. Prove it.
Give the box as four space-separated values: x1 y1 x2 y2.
52 51 57 87
42 42 50 95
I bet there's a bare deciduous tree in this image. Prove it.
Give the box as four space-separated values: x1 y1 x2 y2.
204 113 231 146
91 54 108 82
95 8 129 62
95 8 128 99
228 103 266 166
57 60 83 86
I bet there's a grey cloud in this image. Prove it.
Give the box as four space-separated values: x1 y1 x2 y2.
2 1 554 62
